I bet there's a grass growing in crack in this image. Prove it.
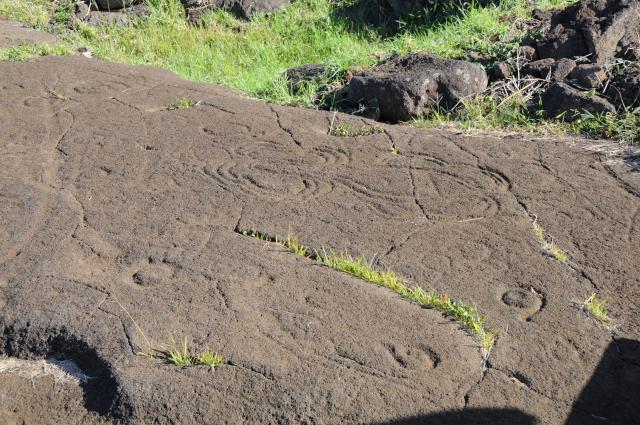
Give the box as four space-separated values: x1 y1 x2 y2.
168 97 195 110
331 122 384 137
111 297 224 368
584 293 610 323
166 337 224 368
241 230 496 350
0 43 72 61
317 250 497 350
533 221 569 263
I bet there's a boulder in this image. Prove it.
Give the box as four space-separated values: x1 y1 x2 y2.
522 58 556 78
550 58 577 81
181 0 289 22
286 64 327 94
606 64 640 109
489 61 514 81
94 0 139 10
73 2 149 27
346 53 488 122
537 0 640 64
571 64 607 88
517 45 538 62
542 82 616 120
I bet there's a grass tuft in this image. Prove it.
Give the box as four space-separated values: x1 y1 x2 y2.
533 220 568 263
584 293 610 323
331 122 384 137
168 97 195 110
165 337 224 368
167 337 194 366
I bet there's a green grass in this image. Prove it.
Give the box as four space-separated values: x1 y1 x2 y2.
0 0 50 28
166 337 224 367
0 43 72 61
533 221 569 263
242 230 496 350
168 97 195 110
330 122 384 137
584 293 610 323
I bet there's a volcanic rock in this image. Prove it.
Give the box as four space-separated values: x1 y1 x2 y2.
606 64 640 109
571 63 607 88
182 0 289 22
537 0 640 64
542 82 616 119
346 53 488 122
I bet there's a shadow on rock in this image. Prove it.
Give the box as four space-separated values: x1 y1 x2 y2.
371 408 536 425
372 339 640 424
565 338 640 424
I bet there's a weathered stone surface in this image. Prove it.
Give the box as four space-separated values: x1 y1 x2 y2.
522 58 556 78
517 45 538 62
489 61 514 81
537 0 640 64
347 53 488 122
181 0 289 22
571 63 607 88
542 82 616 119
550 57 576 81
606 64 640 109
0 37 639 425
94 0 139 11
0 18 59 48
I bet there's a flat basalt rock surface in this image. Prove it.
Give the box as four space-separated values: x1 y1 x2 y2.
0 55 639 424
0 19 59 48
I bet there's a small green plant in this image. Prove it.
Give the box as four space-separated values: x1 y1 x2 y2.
168 98 195 110
166 337 224 368
197 351 224 367
168 337 194 366
277 233 309 257
331 123 384 137
584 293 609 323
533 220 568 263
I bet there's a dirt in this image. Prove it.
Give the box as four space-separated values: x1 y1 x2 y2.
0 24 639 425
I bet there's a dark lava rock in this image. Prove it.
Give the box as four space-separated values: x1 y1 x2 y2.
181 0 289 22
489 61 514 81
537 0 640 64
531 8 552 22
517 45 538 62
606 64 640 109
286 64 327 94
94 0 139 10
346 53 488 122
571 63 607 88
73 2 149 27
550 58 577 81
522 58 556 78
542 82 616 120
